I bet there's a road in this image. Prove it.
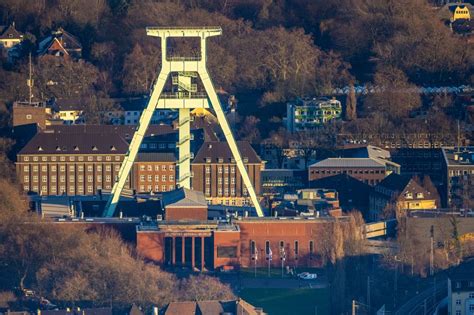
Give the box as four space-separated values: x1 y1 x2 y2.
395 280 447 315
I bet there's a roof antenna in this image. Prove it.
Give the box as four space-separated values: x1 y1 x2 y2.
27 53 34 104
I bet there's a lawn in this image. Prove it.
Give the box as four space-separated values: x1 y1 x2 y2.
239 287 329 315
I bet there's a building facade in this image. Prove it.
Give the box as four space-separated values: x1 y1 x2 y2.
442 147 474 208
308 158 389 186
16 129 181 196
286 97 342 133
133 152 176 193
16 132 130 196
136 188 349 271
13 101 53 128
191 141 264 206
370 174 438 221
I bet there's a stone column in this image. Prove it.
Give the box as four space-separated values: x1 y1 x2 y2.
201 237 205 271
191 237 195 270
181 236 185 265
172 237 176 265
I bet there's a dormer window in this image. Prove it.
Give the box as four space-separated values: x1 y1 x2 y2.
74 146 79 151
416 193 424 199
205 157 211 163
110 146 116 151
56 146 61 151
38 146 43 151
92 146 98 151
405 192 413 199
243 157 249 163
230 158 235 163
218 158 224 163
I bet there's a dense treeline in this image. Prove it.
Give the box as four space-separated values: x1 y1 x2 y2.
1 0 471 106
0 179 234 310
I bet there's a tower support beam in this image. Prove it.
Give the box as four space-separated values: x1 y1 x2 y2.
104 27 263 217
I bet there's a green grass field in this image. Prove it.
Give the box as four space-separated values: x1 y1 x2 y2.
239 287 329 315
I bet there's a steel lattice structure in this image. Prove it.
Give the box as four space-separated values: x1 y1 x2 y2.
103 27 263 217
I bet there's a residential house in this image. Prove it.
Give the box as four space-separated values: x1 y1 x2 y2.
37 28 82 59
191 141 264 206
53 98 84 124
120 97 177 125
370 174 438 220
286 97 342 133
0 22 23 61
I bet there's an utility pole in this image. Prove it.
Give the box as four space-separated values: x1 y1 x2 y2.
430 225 434 276
28 53 33 104
367 276 371 312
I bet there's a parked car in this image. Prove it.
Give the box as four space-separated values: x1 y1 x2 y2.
297 272 317 280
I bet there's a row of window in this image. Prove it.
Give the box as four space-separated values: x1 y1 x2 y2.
139 164 174 171
205 187 247 196
25 185 112 194
25 175 120 183
22 155 121 162
24 164 120 172
312 169 384 175
206 177 236 185
206 166 236 174
140 142 176 149
138 185 174 192
139 175 174 182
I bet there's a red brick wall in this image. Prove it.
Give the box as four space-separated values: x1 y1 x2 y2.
213 230 241 269
136 231 165 263
237 220 329 268
165 206 207 221
132 161 176 193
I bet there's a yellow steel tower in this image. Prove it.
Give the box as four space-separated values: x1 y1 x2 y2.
103 27 264 217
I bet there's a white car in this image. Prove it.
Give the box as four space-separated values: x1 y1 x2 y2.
297 272 317 280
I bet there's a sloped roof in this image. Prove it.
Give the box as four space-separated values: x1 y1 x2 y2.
398 179 432 201
196 301 226 314
377 173 412 192
136 152 176 162
193 141 261 164
45 124 175 139
310 158 385 168
0 23 23 40
162 188 207 208
163 301 197 315
37 28 82 55
18 131 129 155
